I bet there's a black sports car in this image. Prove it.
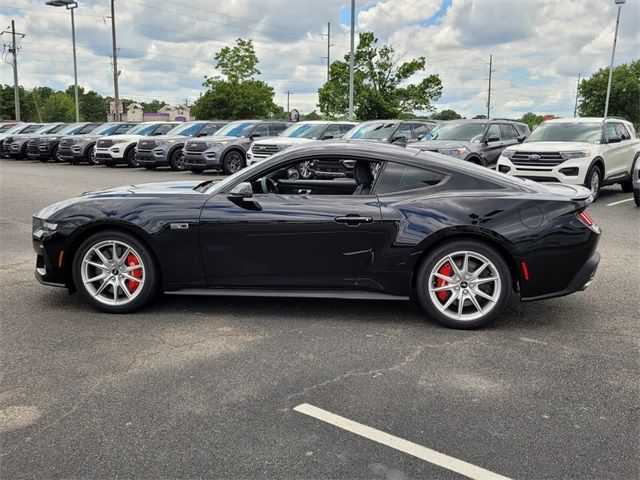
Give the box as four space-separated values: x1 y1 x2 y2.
32 142 601 329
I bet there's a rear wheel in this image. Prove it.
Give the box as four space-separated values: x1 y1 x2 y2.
86 147 98 165
222 150 244 175
585 164 602 199
169 148 186 171
72 231 159 313
52 145 63 163
634 189 640 207
416 240 511 329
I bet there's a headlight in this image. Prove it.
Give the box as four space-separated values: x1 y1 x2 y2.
205 141 228 148
560 151 591 159
111 139 128 145
43 221 58 231
501 150 516 159
438 147 469 158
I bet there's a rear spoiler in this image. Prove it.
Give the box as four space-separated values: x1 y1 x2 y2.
540 182 593 203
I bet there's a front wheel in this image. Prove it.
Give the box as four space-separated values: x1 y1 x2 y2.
169 148 186 171
634 189 640 207
52 145 63 163
585 165 602 199
222 150 244 175
86 147 98 165
126 148 139 167
621 156 638 193
72 231 159 313
416 240 511 329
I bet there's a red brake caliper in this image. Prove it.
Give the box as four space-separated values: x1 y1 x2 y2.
436 262 453 303
126 253 141 293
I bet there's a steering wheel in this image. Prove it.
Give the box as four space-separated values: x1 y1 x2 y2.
260 177 279 194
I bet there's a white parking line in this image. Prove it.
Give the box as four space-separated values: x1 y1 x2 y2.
294 403 511 480
607 197 634 206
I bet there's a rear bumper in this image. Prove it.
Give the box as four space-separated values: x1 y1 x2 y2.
521 251 600 301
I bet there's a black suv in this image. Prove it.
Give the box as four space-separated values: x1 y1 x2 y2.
407 118 530 167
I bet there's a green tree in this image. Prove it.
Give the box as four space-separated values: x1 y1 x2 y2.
141 100 168 113
432 109 461 120
65 85 108 121
41 92 75 122
302 110 322 120
191 38 278 120
318 32 442 119
578 60 640 127
520 112 544 130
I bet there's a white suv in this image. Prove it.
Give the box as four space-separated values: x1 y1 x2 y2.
497 117 639 198
94 122 178 167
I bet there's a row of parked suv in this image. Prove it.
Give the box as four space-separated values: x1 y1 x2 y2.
1 116 638 202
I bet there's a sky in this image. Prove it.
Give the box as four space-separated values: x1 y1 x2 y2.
1 0 638 119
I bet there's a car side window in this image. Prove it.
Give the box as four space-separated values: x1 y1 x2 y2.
155 124 174 135
395 123 412 139
200 124 217 136
375 162 445 195
340 124 354 134
614 123 630 140
252 124 271 137
412 123 429 140
323 124 342 139
500 124 518 140
269 123 287 136
80 124 99 134
604 123 617 141
485 124 502 141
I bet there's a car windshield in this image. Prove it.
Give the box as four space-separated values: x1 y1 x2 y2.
127 124 159 135
92 123 120 135
525 122 602 143
166 123 204 136
34 124 57 134
57 124 87 135
425 123 486 142
343 121 397 141
280 123 327 139
5 124 28 134
0 124 16 133
46 124 69 134
214 122 256 137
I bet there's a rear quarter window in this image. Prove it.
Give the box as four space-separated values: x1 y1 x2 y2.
375 162 445 195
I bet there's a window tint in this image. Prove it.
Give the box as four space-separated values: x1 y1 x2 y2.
80 124 100 134
375 162 445 194
323 124 342 139
614 123 630 140
485 124 502 141
340 124 355 134
200 124 218 136
500 124 518 140
155 124 175 135
395 123 412 139
270 123 288 135
412 123 429 139
604 123 617 141
252 123 270 137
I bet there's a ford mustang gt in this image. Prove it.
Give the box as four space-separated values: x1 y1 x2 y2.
32 142 601 329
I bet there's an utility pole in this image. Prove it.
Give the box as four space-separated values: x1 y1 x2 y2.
1 21 25 121
573 73 581 118
486 54 494 119
348 0 355 121
604 0 625 118
110 0 120 121
286 90 290 114
326 22 331 82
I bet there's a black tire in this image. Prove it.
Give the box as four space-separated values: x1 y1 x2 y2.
38 157 48 163
416 240 512 329
86 146 98 165
584 164 602 200
52 145 62 163
221 150 245 175
125 147 139 167
169 148 186 171
621 156 638 193
144 165 156 171
634 189 640 207
72 230 159 313
190 168 205 174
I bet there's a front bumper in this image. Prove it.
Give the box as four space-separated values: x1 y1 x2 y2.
183 150 221 170
496 156 590 185
136 147 169 166
95 146 126 164
33 225 67 288
58 146 75 162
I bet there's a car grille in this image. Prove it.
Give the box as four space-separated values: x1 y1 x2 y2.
96 139 113 148
137 140 157 152
251 144 279 155
185 141 207 152
59 138 76 147
27 139 41 154
511 151 565 167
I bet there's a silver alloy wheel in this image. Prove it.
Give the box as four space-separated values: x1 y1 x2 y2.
298 160 314 179
174 150 185 170
428 250 501 322
226 152 243 173
590 170 600 196
89 149 97 164
80 240 145 306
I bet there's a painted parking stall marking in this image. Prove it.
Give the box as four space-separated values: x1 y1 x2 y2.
294 403 512 480
606 197 634 206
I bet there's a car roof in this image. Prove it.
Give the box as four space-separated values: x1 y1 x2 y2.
546 117 632 124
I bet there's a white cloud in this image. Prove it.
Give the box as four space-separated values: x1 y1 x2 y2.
1 0 638 118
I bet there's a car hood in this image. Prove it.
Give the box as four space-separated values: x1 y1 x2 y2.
35 181 207 220
66 134 101 142
192 135 240 143
408 140 478 151
101 134 145 142
254 137 310 146
506 141 594 152
144 134 188 142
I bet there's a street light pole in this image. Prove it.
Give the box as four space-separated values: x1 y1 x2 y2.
604 0 625 118
348 0 355 121
45 0 79 122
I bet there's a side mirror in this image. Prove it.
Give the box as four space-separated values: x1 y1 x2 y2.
228 182 253 198
321 134 334 140
517 135 526 143
251 133 262 139
197 132 209 137
417 133 426 140
485 134 500 143
391 135 409 144
607 135 622 144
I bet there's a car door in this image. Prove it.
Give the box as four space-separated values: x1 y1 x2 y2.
481 123 504 166
499 123 520 149
199 157 384 289
614 123 636 176
603 122 627 178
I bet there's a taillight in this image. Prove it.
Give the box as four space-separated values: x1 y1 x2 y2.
577 210 600 233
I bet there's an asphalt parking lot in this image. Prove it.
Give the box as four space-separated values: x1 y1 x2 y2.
1 160 638 479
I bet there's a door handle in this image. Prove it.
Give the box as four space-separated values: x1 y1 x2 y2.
335 215 373 226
